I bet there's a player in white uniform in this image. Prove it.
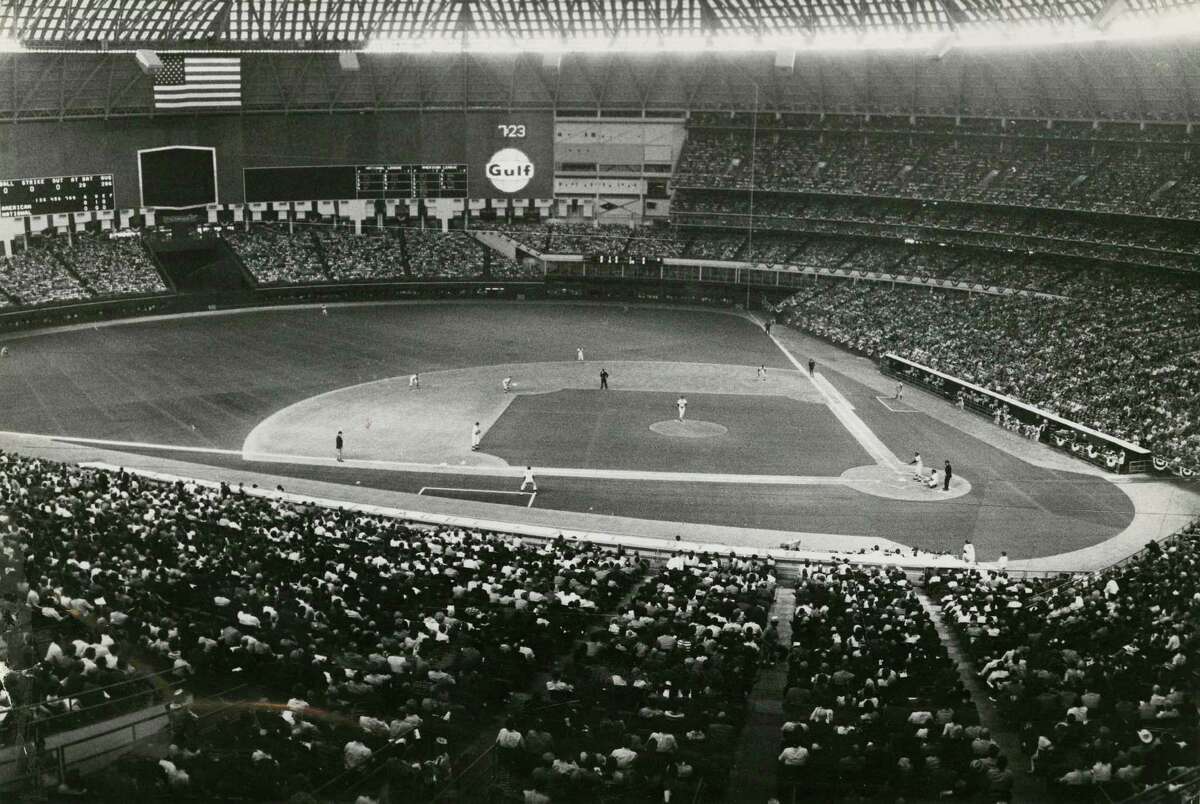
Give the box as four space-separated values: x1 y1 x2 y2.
409 373 420 389
895 382 903 400
676 396 688 421
471 422 482 451
909 451 925 481
757 365 767 382
502 376 513 393
520 466 537 492
576 347 584 361
321 304 329 317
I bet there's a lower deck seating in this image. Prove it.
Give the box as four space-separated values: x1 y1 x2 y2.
928 519 1200 800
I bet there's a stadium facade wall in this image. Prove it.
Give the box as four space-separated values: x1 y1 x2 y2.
0 110 555 208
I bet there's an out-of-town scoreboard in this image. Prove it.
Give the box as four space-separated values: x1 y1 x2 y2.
354 165 468 200
243 164 468 202
0 174 115 218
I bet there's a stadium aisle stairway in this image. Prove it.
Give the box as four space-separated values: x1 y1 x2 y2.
46 245 95 295
729 587 796 803
918 588 1041 803
305 230 336 281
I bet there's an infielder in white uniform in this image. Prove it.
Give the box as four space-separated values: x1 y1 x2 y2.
502 376 513 393
757 365 767 382
471 422 482 451
409 373 420 390
676 396 688 421
576 347 584 361
520 466 537 492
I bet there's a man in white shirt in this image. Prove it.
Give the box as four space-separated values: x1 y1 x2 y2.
610 746 637 768
779 745 809 766
650 731 678 753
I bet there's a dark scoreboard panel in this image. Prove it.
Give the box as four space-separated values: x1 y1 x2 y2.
0 174 115 218
244 164 468 203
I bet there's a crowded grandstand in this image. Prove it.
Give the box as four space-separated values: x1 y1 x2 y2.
0 0 1199 802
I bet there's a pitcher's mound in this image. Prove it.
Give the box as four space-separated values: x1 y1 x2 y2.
649 420 728 438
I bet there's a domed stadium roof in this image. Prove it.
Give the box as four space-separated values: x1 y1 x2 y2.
2 0 1196 50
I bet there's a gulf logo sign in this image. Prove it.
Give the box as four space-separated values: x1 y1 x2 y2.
485 148 535 193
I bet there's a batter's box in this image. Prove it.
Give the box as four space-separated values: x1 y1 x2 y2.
876 396 919 413
419 487 537 507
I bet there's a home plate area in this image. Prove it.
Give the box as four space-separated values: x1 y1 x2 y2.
479 389 871 476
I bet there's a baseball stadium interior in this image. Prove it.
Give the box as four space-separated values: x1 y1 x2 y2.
0 1 1199 802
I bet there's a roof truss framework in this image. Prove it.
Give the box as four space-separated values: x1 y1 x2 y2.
0 46 1197 120
2 0 1195 47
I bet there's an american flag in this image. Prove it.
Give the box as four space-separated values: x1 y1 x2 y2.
153 55 241 109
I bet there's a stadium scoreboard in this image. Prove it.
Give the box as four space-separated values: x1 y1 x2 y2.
590 254 664 267
355 165 468 200
245 164 468 203
0 174 115 218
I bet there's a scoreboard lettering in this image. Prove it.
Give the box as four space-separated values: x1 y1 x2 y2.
354 165 468 200
0 174 115 218
244 164 468 203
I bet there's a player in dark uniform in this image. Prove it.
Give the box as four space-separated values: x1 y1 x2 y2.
600 368 609 390
808 358 816 375
335 431 344 462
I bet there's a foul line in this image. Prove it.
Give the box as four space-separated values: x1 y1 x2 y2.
419 486 537 508
244 449 869 485
767 334 906 473
420 486 533 495
38 433 242 456
876 396 919 413
0 428 900 488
